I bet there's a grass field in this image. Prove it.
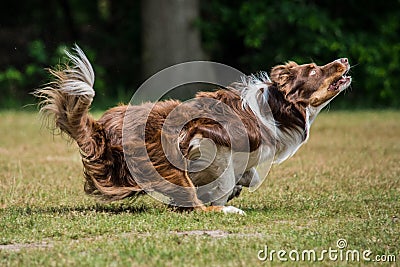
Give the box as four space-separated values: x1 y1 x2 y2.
0 111 399 266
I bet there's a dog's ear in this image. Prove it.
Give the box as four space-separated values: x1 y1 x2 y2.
270 61 298 86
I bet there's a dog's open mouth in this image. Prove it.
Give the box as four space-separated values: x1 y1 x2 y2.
328 73 351 91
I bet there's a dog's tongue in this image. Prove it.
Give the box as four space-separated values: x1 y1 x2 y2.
328 83 337 91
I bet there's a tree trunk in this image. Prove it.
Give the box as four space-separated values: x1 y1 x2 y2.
141 0 205 78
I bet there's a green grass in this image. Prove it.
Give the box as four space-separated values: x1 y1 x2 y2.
0 111 399 266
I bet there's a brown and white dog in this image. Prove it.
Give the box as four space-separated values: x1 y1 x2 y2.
35 46 351 214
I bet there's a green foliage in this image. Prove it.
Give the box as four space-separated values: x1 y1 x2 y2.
200 0 400 108
0 41 60 109
0 0 399 109
0 68 24 108
0 1 141 110
28 40 47 64
0 39 111 109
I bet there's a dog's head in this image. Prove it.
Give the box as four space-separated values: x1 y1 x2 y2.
270 58 351 107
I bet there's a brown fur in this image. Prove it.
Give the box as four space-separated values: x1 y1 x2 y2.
36 50 350 212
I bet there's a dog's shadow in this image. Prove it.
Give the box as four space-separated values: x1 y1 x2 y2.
16 202 149 216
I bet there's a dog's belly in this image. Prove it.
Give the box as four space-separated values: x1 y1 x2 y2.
187 142 273 205
187 140 272 187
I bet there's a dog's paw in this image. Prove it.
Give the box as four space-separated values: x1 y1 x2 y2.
222 206 245 215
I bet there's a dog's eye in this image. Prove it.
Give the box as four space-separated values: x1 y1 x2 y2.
309 69 317 76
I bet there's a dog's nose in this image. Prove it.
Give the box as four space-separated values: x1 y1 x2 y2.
336 58 349 68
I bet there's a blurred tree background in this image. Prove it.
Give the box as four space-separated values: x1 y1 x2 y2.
0 0 399 109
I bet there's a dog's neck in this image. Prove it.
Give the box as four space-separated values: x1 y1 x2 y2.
260 85 319 164
235 76 315 163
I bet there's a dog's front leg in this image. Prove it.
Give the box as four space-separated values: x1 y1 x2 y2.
187 135 245 215
237 168 260 187
209 160 245 215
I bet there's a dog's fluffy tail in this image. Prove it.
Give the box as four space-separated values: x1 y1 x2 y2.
35 45 127 199
35 45 97 154
36 45 144 201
